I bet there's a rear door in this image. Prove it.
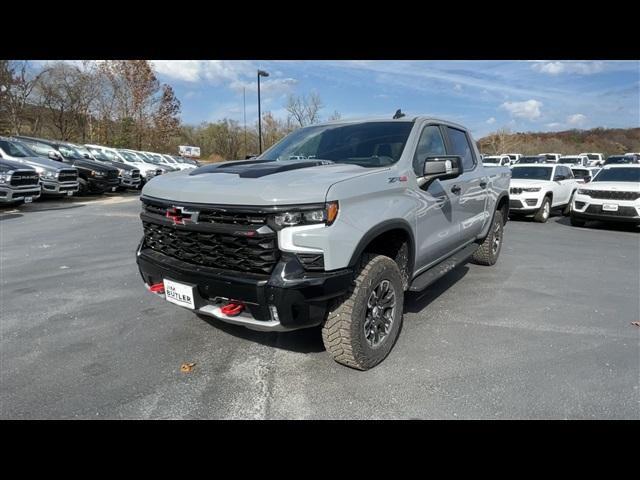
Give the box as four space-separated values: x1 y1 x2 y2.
443 126 488 246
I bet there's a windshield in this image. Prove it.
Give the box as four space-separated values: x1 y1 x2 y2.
511 166 553 180
518 157 543 164
58 144 84 160
483 158 500 164
585 154 599 160
118 150 140 163
593 168 640 182
605 156 635 164
559 158 580 164
571 169 590 179
87 148 111 162
258 121 414 168
0 140 35 158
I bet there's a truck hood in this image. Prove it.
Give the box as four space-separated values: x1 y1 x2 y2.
510 179 551 189
7 155 70 172
0 159 36 172
142 159 378 205
69 158 119 173
583 181 640 192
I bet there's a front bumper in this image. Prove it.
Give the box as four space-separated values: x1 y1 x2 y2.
88 177 120 192
0 185 41 203
572 195 640 223
136 242 353 332
41 179 79 195
509 195 542 213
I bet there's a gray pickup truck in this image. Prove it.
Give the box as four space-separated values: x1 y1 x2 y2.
136 117 511 369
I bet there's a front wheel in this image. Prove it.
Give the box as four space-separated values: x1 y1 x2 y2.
563 191 576 216
534 197 551 223
322 254 404 371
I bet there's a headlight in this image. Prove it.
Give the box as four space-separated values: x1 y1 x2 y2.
41 171 56 179
522 187 541 192
271 201 339 229
0 172 11 184
577 189 590 195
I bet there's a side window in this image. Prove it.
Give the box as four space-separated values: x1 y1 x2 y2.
565 167 574 178
446 127 476 171
413 125 446 175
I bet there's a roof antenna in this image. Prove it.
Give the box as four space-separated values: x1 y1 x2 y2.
393 109 405 119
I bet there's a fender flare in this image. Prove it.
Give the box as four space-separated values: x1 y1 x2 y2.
347 219 416 276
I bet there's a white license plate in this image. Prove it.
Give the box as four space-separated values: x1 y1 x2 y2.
24 196 33 203
163 279 196 309
66 190 73 196
111 187 117 192
602 203 618 212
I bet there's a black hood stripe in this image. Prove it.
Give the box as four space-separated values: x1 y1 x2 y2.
189 160 333 178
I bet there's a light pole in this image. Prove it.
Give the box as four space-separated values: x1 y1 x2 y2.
257 69 269 154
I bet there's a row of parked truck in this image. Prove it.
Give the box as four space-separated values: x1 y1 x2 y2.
481 152 640 168
0 135 201 205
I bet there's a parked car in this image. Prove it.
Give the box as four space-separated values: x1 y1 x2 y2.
604 154 640 165
15 136 120 195
85 145 160 186
579 152 604 167
0 158 41 205
142 151 180 172
0 137 79 197
135 117 511 370
126 150 176 175
72 144 141 190
483 155 511 167
571 165 640 226
504 153 522 165
570 166 601 184
558 155 589 167
539 153 562 163
159 154 194 171
516 155 547 164
509 164 579 222
172 155 200 167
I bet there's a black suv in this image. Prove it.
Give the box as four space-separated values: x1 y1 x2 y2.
14 136 120 194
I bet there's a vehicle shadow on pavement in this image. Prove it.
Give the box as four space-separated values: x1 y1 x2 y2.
403 265 470 314
0 212 23 221
554 216 639 233
196 315 326 354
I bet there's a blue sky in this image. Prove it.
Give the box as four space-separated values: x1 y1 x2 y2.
39 60 640 139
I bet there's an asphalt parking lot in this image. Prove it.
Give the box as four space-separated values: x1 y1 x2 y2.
1 194 639 419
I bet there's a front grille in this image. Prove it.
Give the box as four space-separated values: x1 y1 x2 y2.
58 169 78 182
106 170 118 180
143 202 270 226
579 190 640 201
131 169 140 179
509 199 523 209
585 205 638 217
10 171 39 187
142 221 279 274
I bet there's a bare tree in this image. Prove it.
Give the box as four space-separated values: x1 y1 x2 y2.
286 92 324 127
2 61 49 135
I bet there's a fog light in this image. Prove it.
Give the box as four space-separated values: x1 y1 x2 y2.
269 305 280 322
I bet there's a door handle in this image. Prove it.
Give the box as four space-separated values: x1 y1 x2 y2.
479 180 488 189
451 185 462 194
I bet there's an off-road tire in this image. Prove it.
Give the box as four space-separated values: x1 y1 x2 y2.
78 178 89 195
570 215 586 227
534 196 551 223
321 254 404 371
471 210 504 266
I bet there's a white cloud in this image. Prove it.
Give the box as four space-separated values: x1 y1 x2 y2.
229 77 297 97
567 113 587 126
545 122 563 129
453 84 462 91
151 60 254 84
486 117 496 124
531 61 605 76
500 99 543 120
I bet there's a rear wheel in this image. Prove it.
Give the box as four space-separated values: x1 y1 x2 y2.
471 210 504 266
534 197 551 223
322 254 404 371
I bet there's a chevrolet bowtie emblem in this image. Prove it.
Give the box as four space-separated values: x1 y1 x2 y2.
166 206 199 225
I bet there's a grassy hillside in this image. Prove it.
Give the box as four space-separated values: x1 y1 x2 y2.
478 128 640 158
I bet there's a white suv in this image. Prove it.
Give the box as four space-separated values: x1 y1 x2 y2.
558 155 589 167
509 164 579 222
483 155 511 167
579 152 604 167
539 153 562 163
570 165 640 227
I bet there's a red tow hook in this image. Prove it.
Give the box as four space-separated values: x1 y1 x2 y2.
149 282 165 294
221 301 245 317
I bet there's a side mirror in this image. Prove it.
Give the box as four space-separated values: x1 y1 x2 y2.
583 176 591 183
418 155 463 187
83 153 91 159
48 150 61 161
554 174 565 181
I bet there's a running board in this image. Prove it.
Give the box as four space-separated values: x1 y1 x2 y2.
409 243 478 292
